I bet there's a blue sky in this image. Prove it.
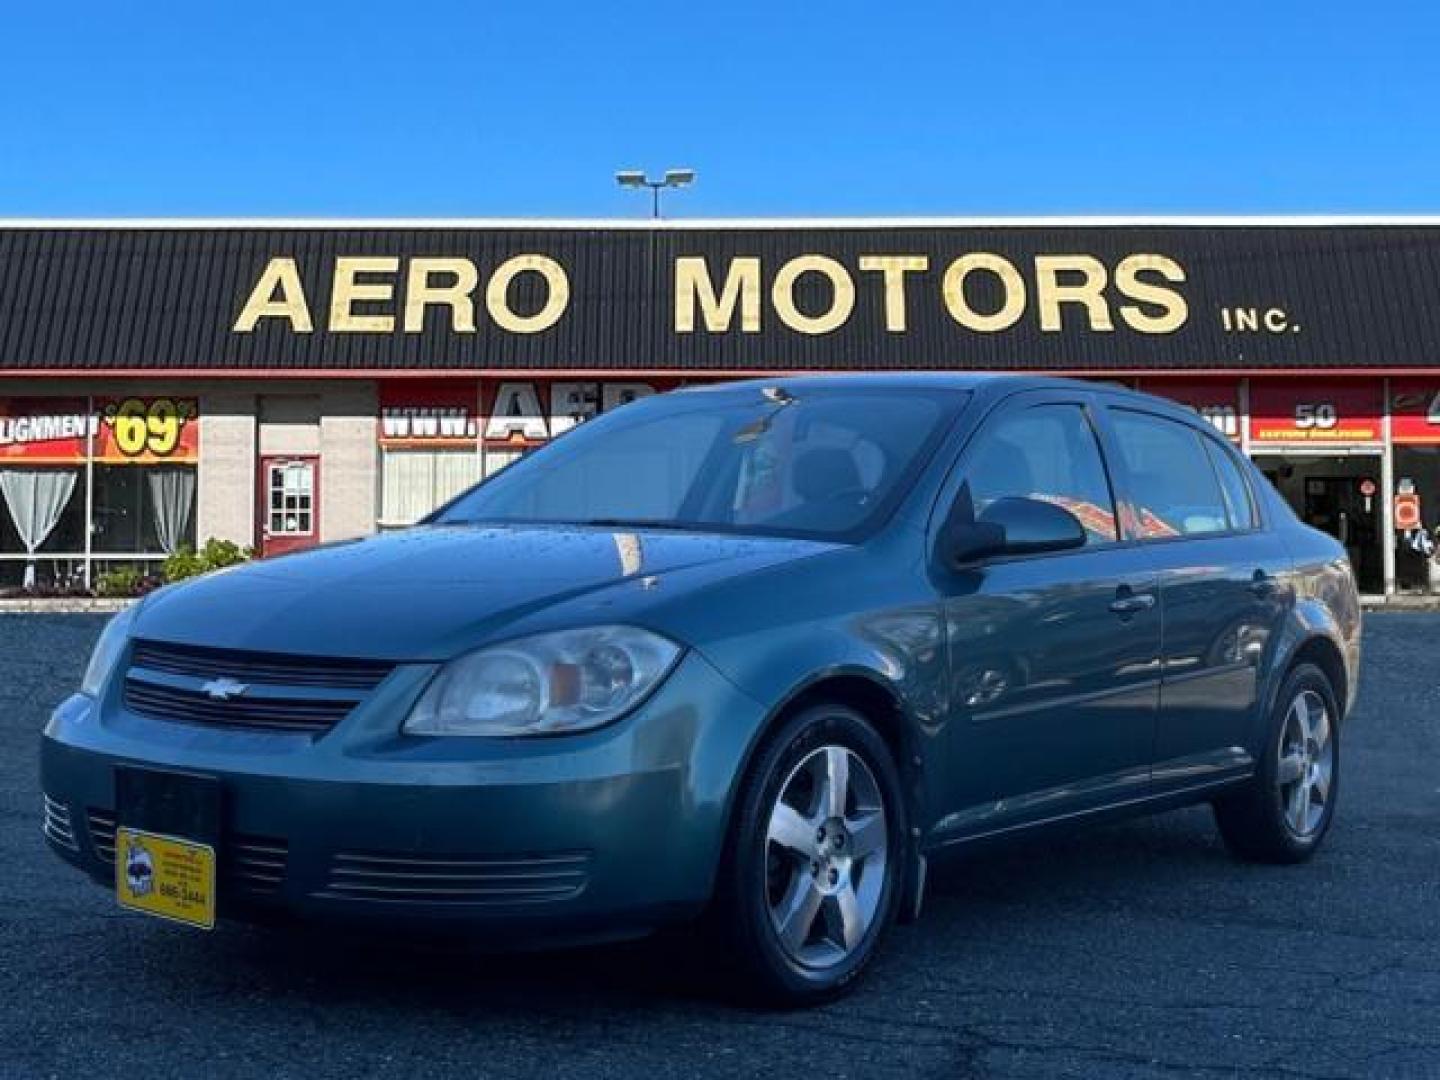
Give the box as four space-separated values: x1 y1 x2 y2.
1 1 1436 217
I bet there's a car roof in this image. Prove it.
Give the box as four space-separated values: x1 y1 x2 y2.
676 372 1199 420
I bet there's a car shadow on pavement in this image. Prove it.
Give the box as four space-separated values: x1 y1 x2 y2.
118 806 1238 1015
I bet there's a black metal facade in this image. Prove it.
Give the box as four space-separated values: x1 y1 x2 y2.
2 223 1438 374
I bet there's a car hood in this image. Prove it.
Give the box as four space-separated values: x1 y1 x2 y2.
132 525 837 661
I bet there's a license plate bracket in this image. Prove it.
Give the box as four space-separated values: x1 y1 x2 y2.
113 767 222 929
115 765 221 843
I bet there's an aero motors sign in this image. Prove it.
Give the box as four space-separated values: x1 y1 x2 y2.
1248 381 1382 445
234 251 1190 340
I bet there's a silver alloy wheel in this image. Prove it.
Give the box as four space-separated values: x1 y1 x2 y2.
1276 688 1335 837
764 745 888 969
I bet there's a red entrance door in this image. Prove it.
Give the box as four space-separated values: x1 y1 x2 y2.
258 456 320 557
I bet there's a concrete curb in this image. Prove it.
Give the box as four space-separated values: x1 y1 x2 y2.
1363 597 1440 611
0 596 1436 614
0 598 134 614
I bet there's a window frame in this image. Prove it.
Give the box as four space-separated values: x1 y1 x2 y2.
1095 402 1265 545
929 389 1124 566
1202 435 1265 534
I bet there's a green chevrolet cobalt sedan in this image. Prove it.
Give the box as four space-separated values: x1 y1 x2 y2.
43 375 1360 1004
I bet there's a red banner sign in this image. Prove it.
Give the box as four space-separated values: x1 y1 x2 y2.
482 379 670 446
1248 380 1382 445
1138 378 1242 442
379 381 480 448
1390 380 1440 444
0 397 199 464
379 379 674 449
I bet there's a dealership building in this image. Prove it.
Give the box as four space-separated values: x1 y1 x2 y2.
3 216 1440 597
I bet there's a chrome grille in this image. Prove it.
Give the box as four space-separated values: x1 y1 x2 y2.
87 808 116 863
123 680 351 734
42 794 79 851
227 837 288 894
86 810 288 895
130 639 393 689
123 638 394 736
320 850 591 905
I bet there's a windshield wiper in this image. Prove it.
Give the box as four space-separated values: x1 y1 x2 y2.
572 518 703 531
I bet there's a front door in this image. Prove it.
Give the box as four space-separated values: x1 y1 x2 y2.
931 392 1162 839
258 456 319 557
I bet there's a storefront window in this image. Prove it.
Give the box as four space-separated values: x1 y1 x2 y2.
92 464 198 554
376 379 666 527
0 466 87 587
1394 447 1440 593
379 450 483 527
0 396 199 591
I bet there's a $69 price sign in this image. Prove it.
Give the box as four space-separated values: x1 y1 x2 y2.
101 397 198 459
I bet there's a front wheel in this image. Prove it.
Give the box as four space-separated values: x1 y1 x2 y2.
1213 663 1341 863
716 704 908 1006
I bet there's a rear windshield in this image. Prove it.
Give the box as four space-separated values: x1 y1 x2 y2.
434 386 967 541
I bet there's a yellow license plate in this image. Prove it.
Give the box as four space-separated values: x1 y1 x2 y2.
114 827 216 930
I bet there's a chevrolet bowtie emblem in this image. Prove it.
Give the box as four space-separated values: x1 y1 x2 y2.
201 677 250 701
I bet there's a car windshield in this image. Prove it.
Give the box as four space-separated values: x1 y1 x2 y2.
433 386 967 540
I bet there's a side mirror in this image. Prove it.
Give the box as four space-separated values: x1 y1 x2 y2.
943 496 1088 565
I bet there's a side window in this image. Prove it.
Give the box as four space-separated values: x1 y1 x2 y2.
1203 439 1258 531
1108 410 1229 538
962 403 1118 545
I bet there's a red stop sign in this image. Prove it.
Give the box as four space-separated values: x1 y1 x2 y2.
1395 492 1422 531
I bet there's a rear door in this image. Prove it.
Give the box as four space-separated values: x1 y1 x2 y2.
1095 401 1291 788
930 389 1163 837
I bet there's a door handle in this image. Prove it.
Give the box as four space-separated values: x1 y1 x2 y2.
1109 590 1156 616
1248 570 1279 598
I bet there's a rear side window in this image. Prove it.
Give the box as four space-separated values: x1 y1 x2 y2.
1108 410 1229 539
1203 439 1259 531
962 403 1118 545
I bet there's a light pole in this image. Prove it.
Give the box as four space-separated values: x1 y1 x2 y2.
615 168 696 218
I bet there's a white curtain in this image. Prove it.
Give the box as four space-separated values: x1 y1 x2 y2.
381 450 483 526
147 467 196 554
0 469 79 588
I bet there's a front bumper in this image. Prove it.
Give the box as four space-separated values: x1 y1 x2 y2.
40 650 767 943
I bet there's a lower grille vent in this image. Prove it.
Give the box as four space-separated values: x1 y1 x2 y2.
320 850 591 905
42 795 79 851
85 809 288 895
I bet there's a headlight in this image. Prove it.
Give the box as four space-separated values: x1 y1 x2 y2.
404 626 682 737
81 605 138 697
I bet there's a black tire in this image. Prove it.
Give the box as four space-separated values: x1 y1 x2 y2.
1213 663 1341 864
714 703 908 1007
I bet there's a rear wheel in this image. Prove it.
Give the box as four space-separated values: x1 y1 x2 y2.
1213 663 1340 863
716 703 907 1006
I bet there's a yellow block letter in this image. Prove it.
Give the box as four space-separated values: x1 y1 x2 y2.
674 256 761 333
858 255 928 332
772 255 855 335
1116 254 1188 334
942 254 1026 332
330 256 399 333
1035 255 1113 332
486 255 569 334
233 257 313 333
403 258 480 333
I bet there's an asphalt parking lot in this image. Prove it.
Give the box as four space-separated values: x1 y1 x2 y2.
2 614 1438 1080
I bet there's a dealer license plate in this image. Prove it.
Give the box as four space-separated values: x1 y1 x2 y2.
115 827 216 929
